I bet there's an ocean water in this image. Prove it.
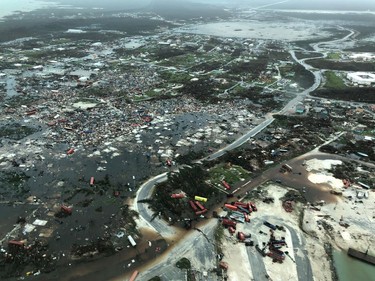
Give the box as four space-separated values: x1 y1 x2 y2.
0 0 57 19
333 250 375 281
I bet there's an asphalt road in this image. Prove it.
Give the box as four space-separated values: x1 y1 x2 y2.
131 26 356 280
246 236 268 281
247 217 314 281
137 220 219 281
134 172 179 238
284 224 314 281
205 117 275 160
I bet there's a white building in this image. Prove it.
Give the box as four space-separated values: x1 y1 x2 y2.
347 72 375 86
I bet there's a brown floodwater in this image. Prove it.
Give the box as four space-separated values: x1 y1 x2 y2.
33 228 169 281
236 153 343 204
33 153 343 281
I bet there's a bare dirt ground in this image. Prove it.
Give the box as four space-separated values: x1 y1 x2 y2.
220 158 374 281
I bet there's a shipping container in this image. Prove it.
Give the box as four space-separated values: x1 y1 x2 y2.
222 180 231 190
195 201 205 211
224 204 238 211
189 200 198 211
194 196 207 202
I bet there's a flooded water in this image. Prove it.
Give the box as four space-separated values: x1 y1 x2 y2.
236 153 344 203
0 0 57 20
333 250 375 281
5 76 18 98
177 20 331 41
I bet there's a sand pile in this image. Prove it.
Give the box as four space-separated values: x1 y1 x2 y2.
305 159 343 189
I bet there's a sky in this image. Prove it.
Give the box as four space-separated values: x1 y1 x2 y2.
1 0 375 19
55 0 375 11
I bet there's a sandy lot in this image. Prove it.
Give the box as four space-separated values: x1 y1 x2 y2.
221 158 374 281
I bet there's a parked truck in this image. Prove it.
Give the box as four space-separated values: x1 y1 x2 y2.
281 164 293 173
249 202 257 212
267 248 285 262
263 221 277 230
222 218 237 228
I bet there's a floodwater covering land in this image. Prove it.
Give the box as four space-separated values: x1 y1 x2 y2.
333 250 374 281
178 20 331 41
0 1 375 280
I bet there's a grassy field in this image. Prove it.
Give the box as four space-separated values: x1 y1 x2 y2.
327 52 341 60
324 71 347 89
208 164 249 189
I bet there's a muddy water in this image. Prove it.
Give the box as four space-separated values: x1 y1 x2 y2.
0 204 36 239
237 153 342 203
39 229 168 281
46 226 193 281
5 76 18 98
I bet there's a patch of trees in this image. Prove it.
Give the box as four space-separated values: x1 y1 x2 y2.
234 88 282 112
309 59 375 72
281 190 306 203
0 16 174 43
190 61 222 72
321 140 375 161
148 165 220 221
273 114 332 128
291 63 315 89
175 150 206 165
327 161 355 180
312 88 375 103
180 78 218 101
225 58 268 79
267 50 291 60
152 48 187 60
220 150 258 172
346 44 375 53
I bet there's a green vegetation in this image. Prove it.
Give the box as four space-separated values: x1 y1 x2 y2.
160 71 191 84
158 53 197 67
360 130 375 137
175 150 207 165
148 165 223 222
209 163 249 187
176 257 191 270
309 59 375 72
327 52 341 60
312 87 375 103
281 189 306 203
214 224 225 254
324 71 347 89
225 58 268 79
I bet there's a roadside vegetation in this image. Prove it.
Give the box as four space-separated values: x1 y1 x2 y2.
145 165 224 224
214 224 225 254
309 59 375 72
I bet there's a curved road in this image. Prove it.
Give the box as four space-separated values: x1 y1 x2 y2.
132 25 358 280
134 26 358 237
